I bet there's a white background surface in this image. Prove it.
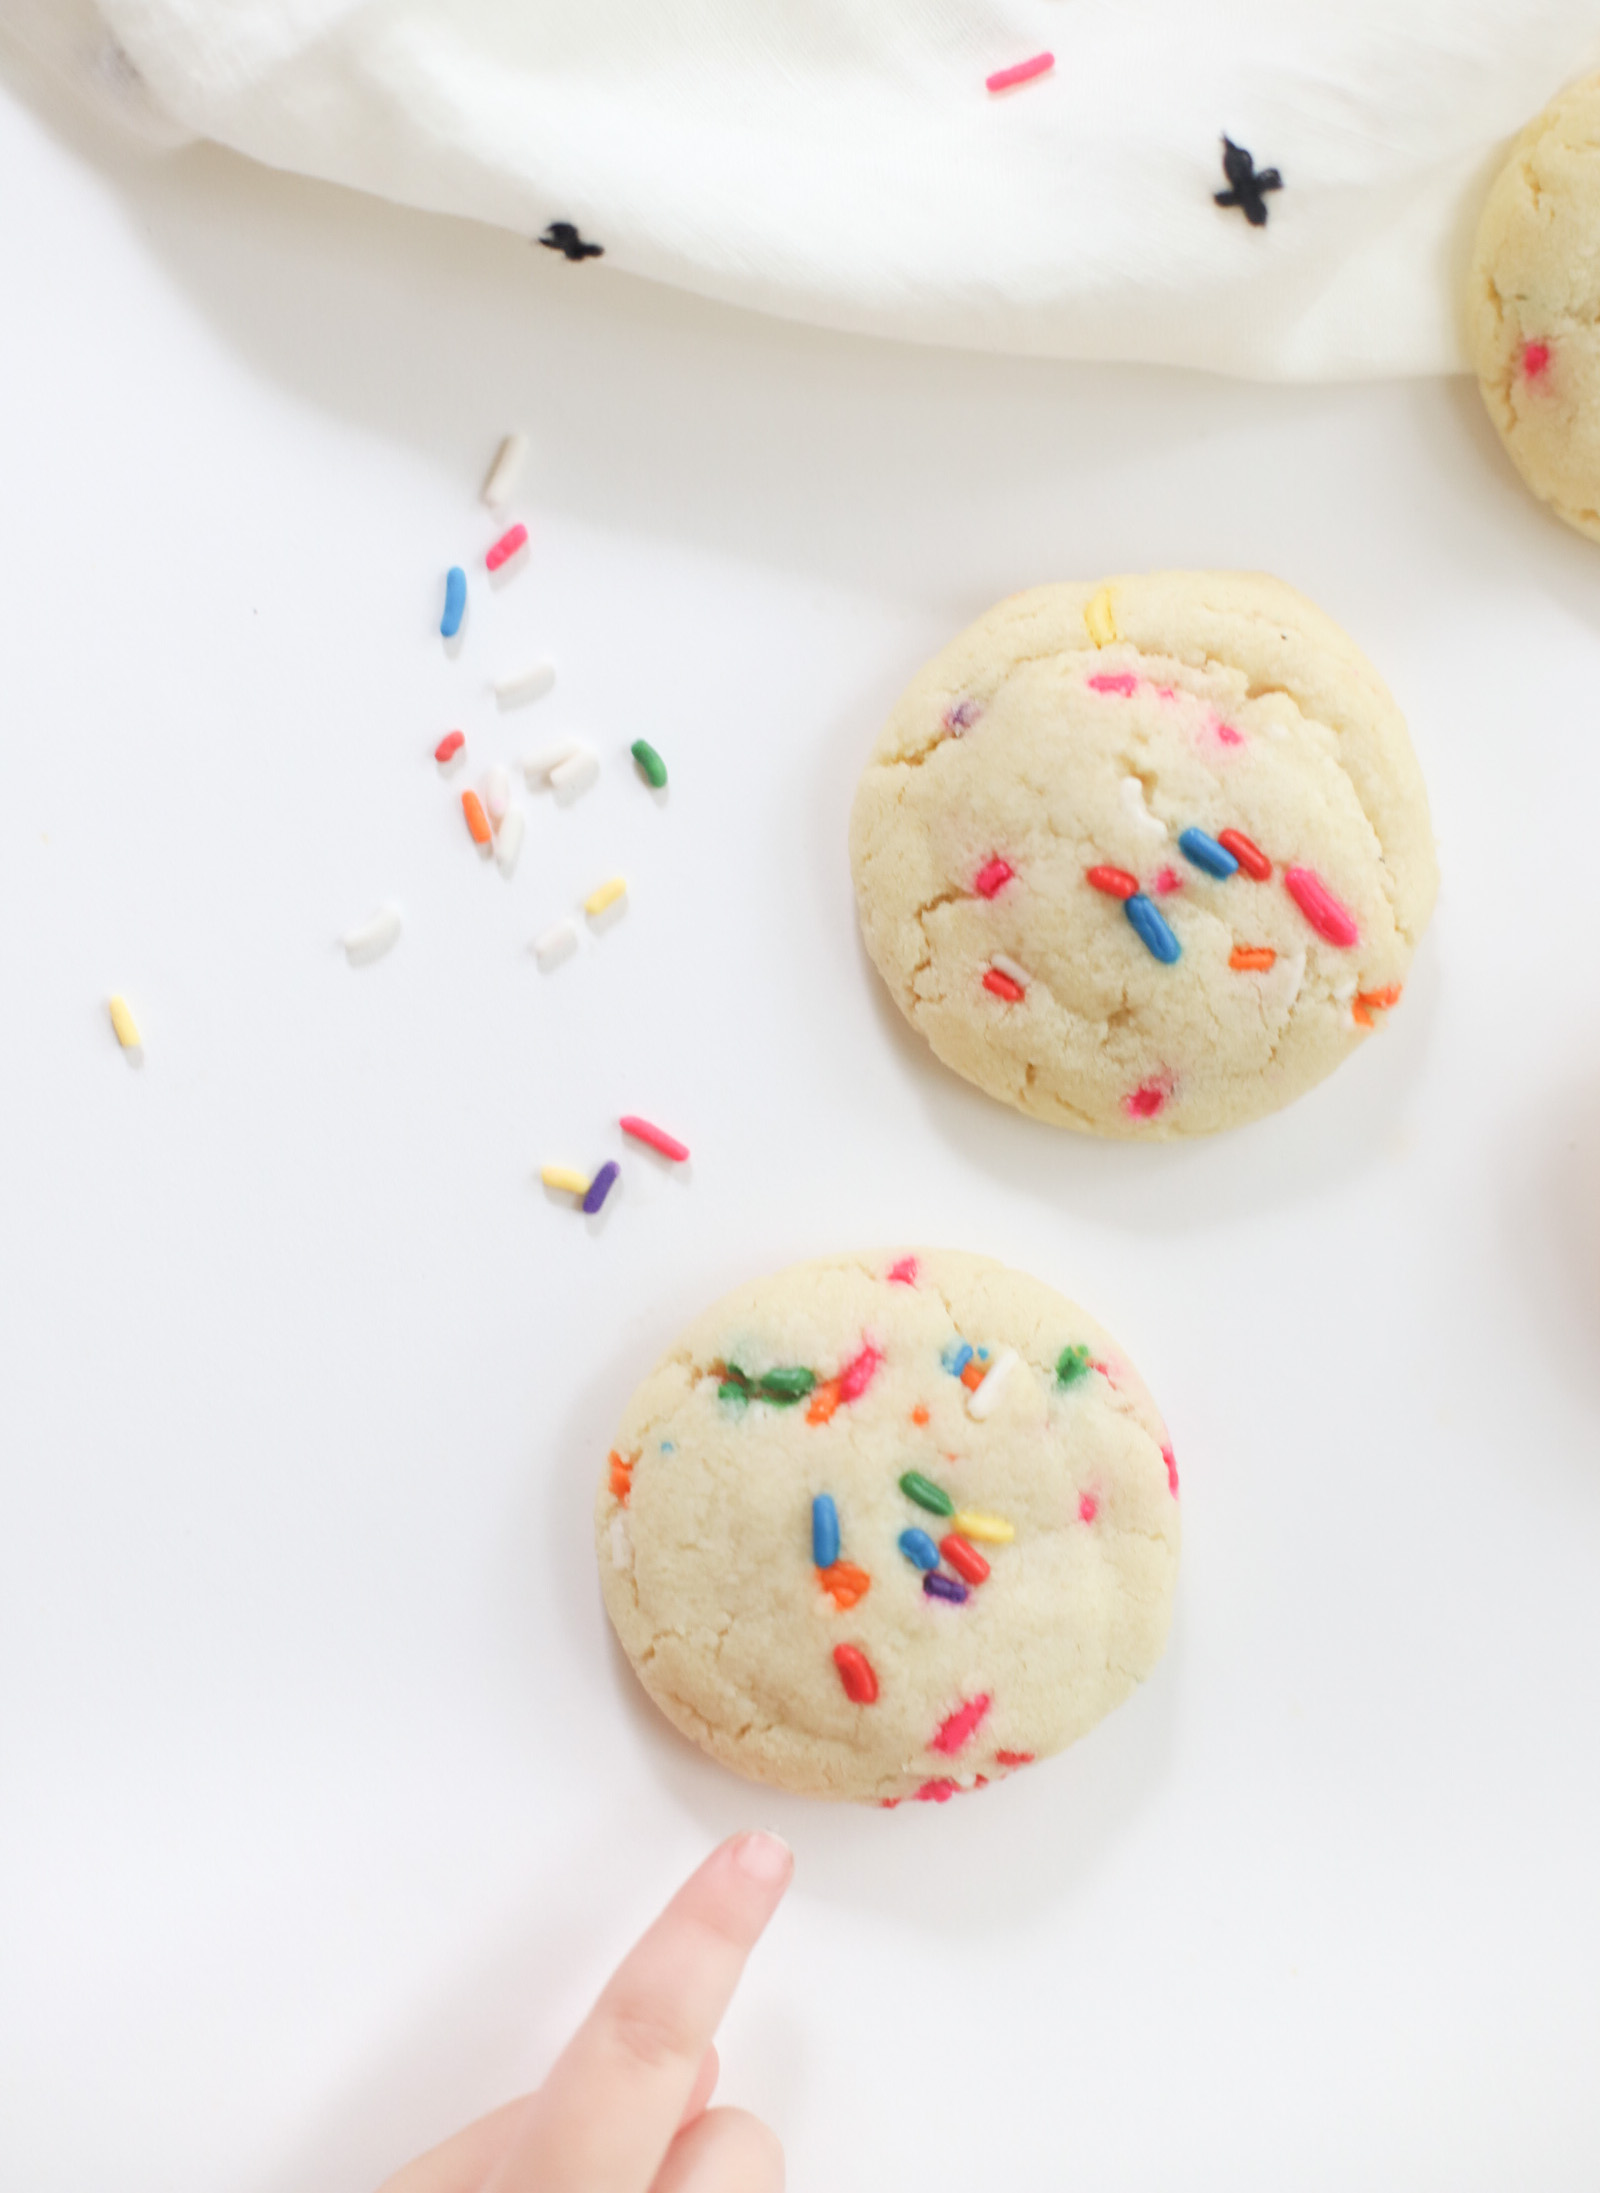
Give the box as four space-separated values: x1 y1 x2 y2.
2 57 1599 2193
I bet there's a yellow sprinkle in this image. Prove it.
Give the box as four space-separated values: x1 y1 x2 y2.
1084 586 1118 647
952 1509 1015 1545
108 995 141 1049
584 875 627 917
541 1164 591 1196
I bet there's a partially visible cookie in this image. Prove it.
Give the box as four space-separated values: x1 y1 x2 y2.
596 1249 1179 1805
849 573 1437 1137
1468 73 1600 541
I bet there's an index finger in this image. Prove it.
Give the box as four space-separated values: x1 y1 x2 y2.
484 1831 792 2193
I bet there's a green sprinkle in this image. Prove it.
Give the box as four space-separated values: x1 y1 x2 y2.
899 1470 954 1517
718 1365 752 1403
631 739 668 789
1056 1345 1091 1388
759 1367 816 1403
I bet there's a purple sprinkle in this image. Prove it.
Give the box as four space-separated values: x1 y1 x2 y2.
582 1161 619 1215
923 1571 969 1605
944 698 982 733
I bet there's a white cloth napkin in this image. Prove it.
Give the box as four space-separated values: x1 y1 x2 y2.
10 0 1600 378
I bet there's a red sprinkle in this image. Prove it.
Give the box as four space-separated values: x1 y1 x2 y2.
1086 672 1138 696
1125 1077 1171 1120
931 1694 992 1755
973 857 1014 899
620 1115 689 1162
983 967 1025 1003
1079 1492 1099 1523
940 1534 990 1586
1162 1444 1179 1498
1523 340 1551 378
1217 828 1271 880
839 1343 883 1403
1087 865 1139 899
833 1644 879 1704
915 1777 961 1803
888 1256 920 1284
986 51 1054 92
434 730 465 763
485 522 528 571
1152 866 1184 894
995 1750 1035 1769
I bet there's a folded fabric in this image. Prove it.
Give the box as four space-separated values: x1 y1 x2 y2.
9 0 1600 379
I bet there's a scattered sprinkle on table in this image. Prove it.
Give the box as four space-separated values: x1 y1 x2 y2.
440 566 467 639
986 51 1053 93
551 748 600 802
584 874 627 918
540 222 604 261
485 522 528 573
494 807 525 877
582 1160 619 1214
526 738 581 783
341 905 402 967
494 663 556 708
108 994 141 1049
534 919 579 970
461 790 493 849
621 1115 689 1161
541 1163 590 1196
482 432 528 509
630 738 668 788
1214 136 1282 228
484 764 512 823
434 730 465 765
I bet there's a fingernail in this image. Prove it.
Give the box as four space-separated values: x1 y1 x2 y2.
731 1830 792 1885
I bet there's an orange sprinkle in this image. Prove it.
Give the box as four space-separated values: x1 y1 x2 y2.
911 1404 930 1426
1229 946 1277 971
1352 983 1402 1028
608 1450 635 1504
462 789 492 846
806 1378 842 1425
960 1359 987 1392
818 1560 871 1610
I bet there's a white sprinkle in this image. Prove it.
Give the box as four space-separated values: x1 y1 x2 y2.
485 763 512 823
481 432 528 509
341 904 402 967
967 1345 1019 1421
523 739 582 785
990 952 1030 988
494 662 556 709
533 918 579 970
550 747 600 803
609 1513 632 1570
1120 776 1168 838
495 806 526 877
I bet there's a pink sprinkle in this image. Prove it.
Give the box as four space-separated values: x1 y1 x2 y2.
915 1777 961 1803
1124 1076 1172 1120
973 857 1014 899
1215 722 1243 747
1155 684 1178 702
1152 866 1184 894
994 1750 1035 1769
1162 1445 1179 1497
1079 1491 1099 1523
839 1343 883 1403
986 51 1054 93
620 1115 690 1163
1523 340 1551 378
944 698 982 732
887 1256 919 1286
1087 672 1139 697
1284 865 1359 947
931 1694 992 1756
485 522 528 572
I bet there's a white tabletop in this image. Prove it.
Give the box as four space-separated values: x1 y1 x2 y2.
3 56 1599 2193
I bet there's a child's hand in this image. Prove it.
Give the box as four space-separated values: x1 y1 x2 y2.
379 1831 793 2192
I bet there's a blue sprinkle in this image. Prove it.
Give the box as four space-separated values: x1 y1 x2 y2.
943 1341 974 1377
660 1441 675 1454
581 1160 619 1215
440 565 467 639
924 1571 969 1604
812 1494 840 1570
899 1527 940 1572
1178 827 1239 879
1124 893 1181 964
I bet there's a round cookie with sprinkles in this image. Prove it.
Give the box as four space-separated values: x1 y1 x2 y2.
1467 73 1600 542
596 1249 1179 1805
849 573 1437 1136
